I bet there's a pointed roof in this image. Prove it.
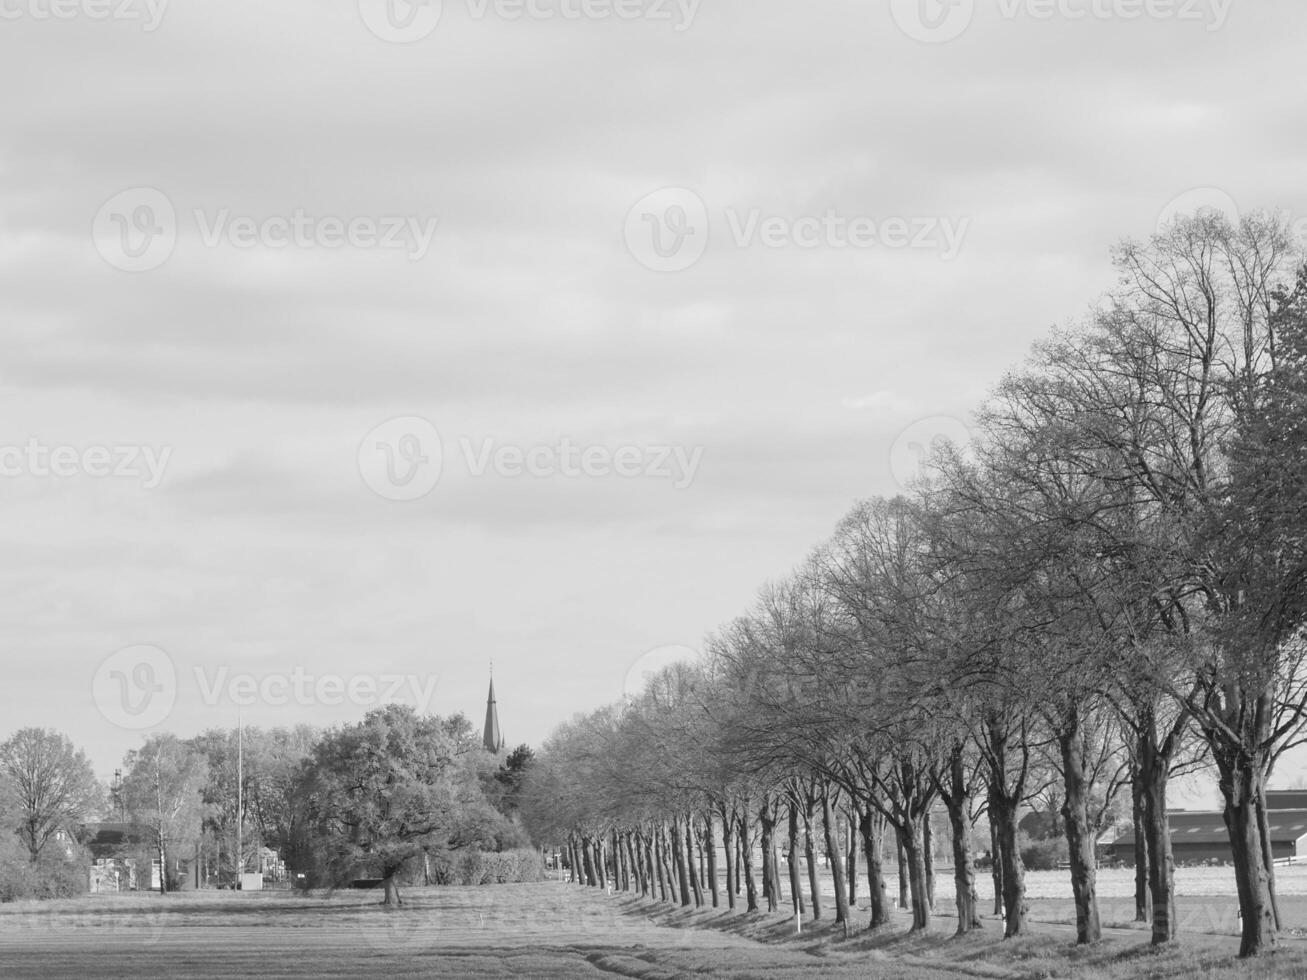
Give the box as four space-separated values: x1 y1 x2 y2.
483 676 504 753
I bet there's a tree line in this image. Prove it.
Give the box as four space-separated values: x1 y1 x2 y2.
518 211 1307 959
1 705 537 905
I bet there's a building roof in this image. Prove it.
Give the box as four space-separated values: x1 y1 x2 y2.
1267 790 1307 811
1113 809 1307 847
81 822 149 857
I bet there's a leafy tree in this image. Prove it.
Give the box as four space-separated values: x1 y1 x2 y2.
301 705 495 906
121 735 208 894
0 728 100 863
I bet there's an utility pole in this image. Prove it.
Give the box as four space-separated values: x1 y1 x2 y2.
236 712 243 886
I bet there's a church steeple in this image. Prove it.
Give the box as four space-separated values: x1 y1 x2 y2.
483 667 504 754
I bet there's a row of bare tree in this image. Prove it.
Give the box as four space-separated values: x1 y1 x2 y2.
521 211 1307 959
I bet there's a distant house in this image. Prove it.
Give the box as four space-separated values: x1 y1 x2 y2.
82 822 152 891
1110 808 1307 866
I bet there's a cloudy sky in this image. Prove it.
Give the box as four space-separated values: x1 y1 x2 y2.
1 0 1304 786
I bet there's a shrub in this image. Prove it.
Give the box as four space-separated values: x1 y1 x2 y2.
451 849 544 886
1018 831 1068 871
0 837 88 902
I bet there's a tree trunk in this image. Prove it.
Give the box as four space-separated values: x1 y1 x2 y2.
989 818 1004 916
1058 710 1102 944
651 831 667 902
802 799 822 920
739 812 760 912
719 806 736 911
1255 789 1283 933
1215 746 1277 957
787 800 805 917
989 784 1027 937
847 813 858 908
594 839 607 891
896 835 909 910
613 830 625 891
381 871 402 907
1130 771 1150 923
823 787 850 926
1139 727 1177 945
859 806 891 928
759 800 780 913
703 816 719 908
585 836 598 888
156 833 167 896
923 815 936 910
942 749 981 934
643 832 656 899
670 819 691 907
898 818 930 931
684 817 704 907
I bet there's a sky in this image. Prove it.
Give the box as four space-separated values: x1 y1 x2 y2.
1 0 1305 793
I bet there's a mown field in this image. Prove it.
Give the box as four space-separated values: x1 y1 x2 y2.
0 875 1305 979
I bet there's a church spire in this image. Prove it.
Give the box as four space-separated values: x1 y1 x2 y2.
483 666 504 754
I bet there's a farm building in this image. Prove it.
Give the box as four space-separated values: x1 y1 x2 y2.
1109 807 1307 866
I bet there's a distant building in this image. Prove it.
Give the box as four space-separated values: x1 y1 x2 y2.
483 675 505 754
1110 808 1307 866
1266 790 1307 811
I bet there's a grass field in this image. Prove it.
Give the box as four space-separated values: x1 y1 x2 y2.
1 878 1306 979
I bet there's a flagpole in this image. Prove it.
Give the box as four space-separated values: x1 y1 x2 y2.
236 710 243 886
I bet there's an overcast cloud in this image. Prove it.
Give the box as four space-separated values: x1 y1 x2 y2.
1 0 1302 788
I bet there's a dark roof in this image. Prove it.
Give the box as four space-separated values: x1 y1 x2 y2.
1114 809 1307 847
81 822 149 857
1267 791 1307 811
